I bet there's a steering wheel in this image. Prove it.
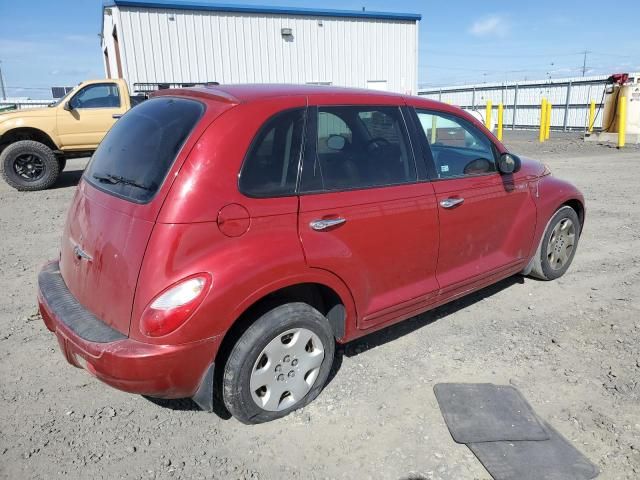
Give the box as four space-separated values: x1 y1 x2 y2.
365 137 391 152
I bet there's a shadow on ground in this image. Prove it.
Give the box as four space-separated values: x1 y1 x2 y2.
51 169 84 189
150 275 524 419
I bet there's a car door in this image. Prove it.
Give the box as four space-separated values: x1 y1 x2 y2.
57 82 126 149
413 108 536 295
297 102 440 329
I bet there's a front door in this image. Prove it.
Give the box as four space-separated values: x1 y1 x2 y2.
57 82 126 149
298 104 440 329
414 109 536 294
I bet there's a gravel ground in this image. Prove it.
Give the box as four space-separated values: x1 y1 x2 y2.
0 131 639 480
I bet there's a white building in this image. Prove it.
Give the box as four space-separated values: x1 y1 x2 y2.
101 0 420 95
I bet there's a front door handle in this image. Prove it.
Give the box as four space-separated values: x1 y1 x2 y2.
112 114 123 119
310 218 346 231
440 197 465 209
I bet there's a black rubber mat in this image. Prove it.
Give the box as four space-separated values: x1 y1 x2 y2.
433 383 549 443
468 420 599 480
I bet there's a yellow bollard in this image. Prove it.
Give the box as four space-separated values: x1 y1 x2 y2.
431 114 437 144
497 103 504 141
588 100 596 132
485 100 492 130
539 98 547 142
618 96 627 149
545 103 552 140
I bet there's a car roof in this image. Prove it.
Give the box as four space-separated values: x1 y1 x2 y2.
151 84 481 131
154 83 415 103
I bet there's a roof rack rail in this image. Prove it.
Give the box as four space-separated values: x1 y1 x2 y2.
133 81 219 93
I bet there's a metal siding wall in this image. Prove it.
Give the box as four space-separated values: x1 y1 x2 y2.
111 7 417 94
419 75 608 130
101 12 118 79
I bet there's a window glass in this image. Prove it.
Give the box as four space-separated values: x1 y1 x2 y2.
306 106 415 191
70 83 121 109
317 112 352 154
85 97 204 203
416 110 496 179
239 108 305 197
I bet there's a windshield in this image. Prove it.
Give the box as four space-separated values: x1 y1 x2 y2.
85 97 204 203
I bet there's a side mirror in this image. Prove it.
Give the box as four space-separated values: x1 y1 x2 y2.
63 101 73 112
327 135 346 151
497 153 521 174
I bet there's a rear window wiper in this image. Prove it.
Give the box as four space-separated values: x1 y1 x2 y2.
92 173 151 190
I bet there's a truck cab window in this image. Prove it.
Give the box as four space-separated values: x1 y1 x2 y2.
70 84 121 109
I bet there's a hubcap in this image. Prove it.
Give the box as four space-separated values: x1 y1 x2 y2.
546 218 576 270
13 154 45 181
250 328 325 412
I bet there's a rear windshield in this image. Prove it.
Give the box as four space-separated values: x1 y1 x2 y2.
85 97 204 203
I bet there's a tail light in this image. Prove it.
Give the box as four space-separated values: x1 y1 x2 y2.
140 274 211 337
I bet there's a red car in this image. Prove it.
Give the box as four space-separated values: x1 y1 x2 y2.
38 85 584 424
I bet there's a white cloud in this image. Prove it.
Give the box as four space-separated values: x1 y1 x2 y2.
469 15 510 37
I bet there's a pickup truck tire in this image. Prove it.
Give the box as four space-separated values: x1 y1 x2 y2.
1 140 60 191
222 303 335 424
58 158 67 172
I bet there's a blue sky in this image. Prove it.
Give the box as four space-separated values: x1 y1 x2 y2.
1 0 638 99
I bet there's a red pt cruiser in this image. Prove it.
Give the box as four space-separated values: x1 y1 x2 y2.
38 85 584 424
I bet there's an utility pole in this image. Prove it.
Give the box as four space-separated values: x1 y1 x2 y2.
581 51 591 77
0 60 6 100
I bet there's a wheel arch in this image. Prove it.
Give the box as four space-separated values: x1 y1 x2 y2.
561 198 585 228
214 274 356 385
0 127 59 153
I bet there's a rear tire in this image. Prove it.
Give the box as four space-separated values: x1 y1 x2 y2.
0 140 60 191
530 206 581 280
222 303 335 424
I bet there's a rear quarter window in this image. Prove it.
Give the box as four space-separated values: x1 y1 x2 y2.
238 108 306 197
85 97 204 203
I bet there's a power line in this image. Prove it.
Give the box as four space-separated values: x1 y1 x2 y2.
4 86 53 90
419 48 588 59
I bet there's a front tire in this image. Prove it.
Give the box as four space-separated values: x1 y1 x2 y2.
530 206 581 280
222 303 335 424
0 140 60 191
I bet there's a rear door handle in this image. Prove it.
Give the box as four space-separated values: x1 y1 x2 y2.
310 218 346 231
440 197 465 209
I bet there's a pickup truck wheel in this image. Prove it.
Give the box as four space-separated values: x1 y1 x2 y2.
222 303 335 424
1 140 60 191
529 206 581 280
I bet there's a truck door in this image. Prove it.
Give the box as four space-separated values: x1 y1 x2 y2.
57 82 127 150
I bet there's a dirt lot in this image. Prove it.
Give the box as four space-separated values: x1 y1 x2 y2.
1 131 639 480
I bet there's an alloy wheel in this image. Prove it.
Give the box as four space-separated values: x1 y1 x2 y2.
13 153 45 181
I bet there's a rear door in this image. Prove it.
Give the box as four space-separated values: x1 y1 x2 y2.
59 97 209 335
57 82 127 149
298 102 440 329
413 109 536 294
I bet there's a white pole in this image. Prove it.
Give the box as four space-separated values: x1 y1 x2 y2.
0 60 7 100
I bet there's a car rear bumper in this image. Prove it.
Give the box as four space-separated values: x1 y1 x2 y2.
37 261 220 403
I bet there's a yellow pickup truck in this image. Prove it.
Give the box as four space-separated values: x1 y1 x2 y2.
0 79 144 191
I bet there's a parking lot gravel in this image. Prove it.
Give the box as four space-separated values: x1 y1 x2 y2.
1 131 639 479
